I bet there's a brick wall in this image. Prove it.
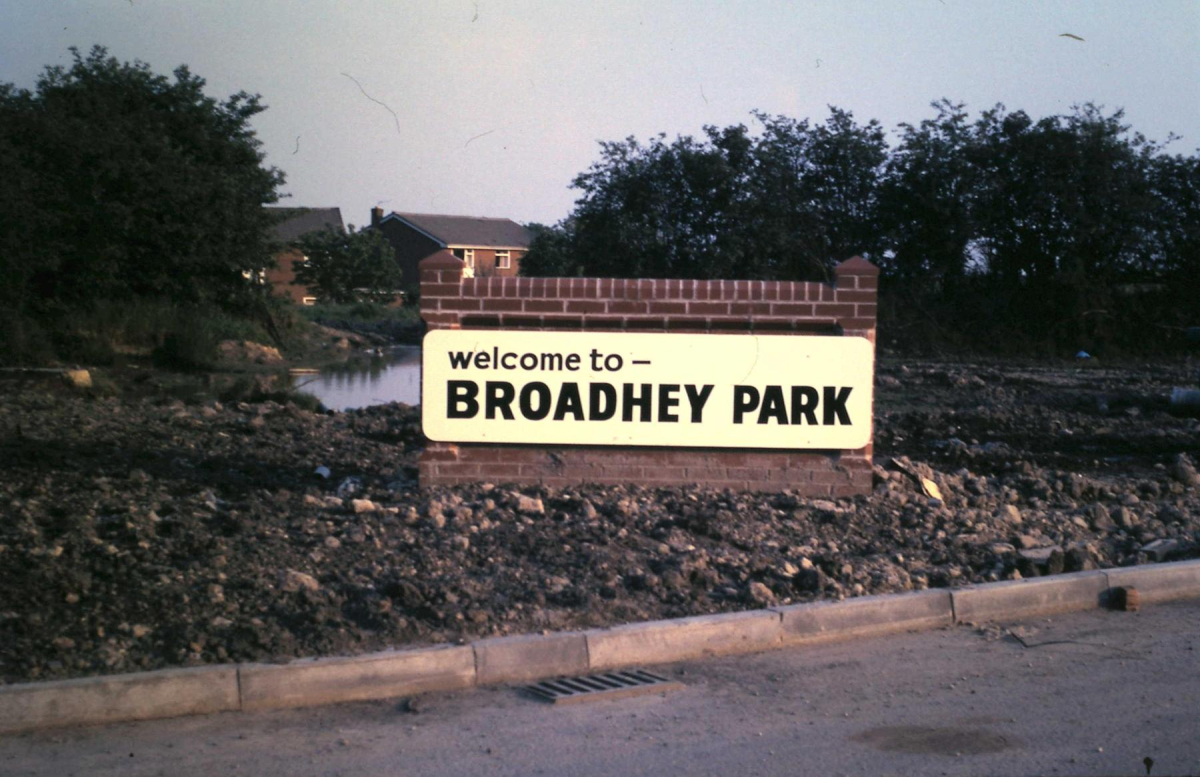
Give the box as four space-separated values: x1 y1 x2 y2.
418 250 879 495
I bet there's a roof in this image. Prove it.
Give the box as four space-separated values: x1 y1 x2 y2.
266 207 345 242
382 212 531 249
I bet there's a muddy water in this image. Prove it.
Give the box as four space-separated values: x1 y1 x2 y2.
294 346 421 410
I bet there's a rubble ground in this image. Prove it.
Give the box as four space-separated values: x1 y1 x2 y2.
1 358 1198 683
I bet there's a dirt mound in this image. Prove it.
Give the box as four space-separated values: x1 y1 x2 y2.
1 358 1197 683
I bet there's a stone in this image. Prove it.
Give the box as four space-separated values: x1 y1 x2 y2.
1171 454 1198 488
1089 504 1117 532
998 505 1022 524
351 499 377 514
1140 539 1180 562
281 569 320 593
517 495 544 514
747 581 776 605
62 369 92 390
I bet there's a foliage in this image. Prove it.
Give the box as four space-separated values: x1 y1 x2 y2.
525 101 1200 354
292 226 403 304
0 46 284 365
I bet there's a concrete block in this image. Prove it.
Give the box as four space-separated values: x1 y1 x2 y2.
1104 559 1200 604
586 610 781 671
238 644 475 711
474 632 589 686
0 665 239 734
773 589 953 645
951 571 1108 624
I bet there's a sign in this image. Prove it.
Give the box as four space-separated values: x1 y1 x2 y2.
422 330 873 449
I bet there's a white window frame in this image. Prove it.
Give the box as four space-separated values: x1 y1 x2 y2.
496 250 511 269
464 248 475 269
302 296 318 306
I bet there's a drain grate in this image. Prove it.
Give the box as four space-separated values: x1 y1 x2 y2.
526 669 684 705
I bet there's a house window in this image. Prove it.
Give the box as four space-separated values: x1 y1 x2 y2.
464 249 475 269
496 250 511 269
302 296 318 306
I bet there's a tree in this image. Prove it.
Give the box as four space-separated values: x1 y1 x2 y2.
0 46 284 314
523 108 888 281
293 226 402 304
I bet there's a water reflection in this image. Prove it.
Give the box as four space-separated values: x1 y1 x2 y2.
293 346 421 411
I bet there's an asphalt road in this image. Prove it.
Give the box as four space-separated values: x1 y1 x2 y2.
3 600 1199 776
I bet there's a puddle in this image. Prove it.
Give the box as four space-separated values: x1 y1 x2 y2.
293 346 421 411
850 725 1014 756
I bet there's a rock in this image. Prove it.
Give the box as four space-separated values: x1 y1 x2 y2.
1171 454 1199 488
281 569 320 593
53 637 76 650
336 477 362 498
1114 506 1137 529
1089 504 1117 532
323 536 341 549
132 624 152 639
1140 539 1180 562
313 466 331 480
217 340 284 365
1016 534 1041 550
62 369 92 390
351 498 378 514
998 505 1022 524
517 495 545 514
746 581 776 605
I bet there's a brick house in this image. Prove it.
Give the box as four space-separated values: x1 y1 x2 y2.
369 209 531 294
264 206 345 305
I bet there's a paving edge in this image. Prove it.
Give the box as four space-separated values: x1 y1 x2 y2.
3 558 1198 733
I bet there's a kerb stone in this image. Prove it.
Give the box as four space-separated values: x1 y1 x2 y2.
585 610 781 671
238 645 475 711
1104 559 1200 604
474 632 588 685
772 589 953 645
951 571 1108 623
0 665 238 734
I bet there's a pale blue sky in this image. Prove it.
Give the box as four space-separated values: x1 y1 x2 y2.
2 1 1197 227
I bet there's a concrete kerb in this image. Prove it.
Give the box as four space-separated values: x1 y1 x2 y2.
0 665 239 735
5 559 1200 734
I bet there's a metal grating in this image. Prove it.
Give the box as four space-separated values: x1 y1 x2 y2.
525 669 684 705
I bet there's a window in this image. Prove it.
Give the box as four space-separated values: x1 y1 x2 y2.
464 249 475 269
496 250 511 269
302 296 318 306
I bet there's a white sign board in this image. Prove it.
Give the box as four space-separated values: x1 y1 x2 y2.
422 330 873 449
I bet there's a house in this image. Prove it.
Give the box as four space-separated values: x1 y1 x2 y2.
264 206 345 305
369 209 532 292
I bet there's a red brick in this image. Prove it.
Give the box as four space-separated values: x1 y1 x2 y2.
648 301 687 315
840 318 876 331
687 301 729 315
835 289 877 303
461 315 502 328
770 303 814 317
730 302 772 316
708 318 753 331
566 300 606 314
584 316 626 329
524 299 565 313
764 282 781 301
424 283 461 298
855 303 877 319
813 303 856 318
609 300 648 315
857 275 878 291
481 298 524 312
441 298 482 312
419 297 440 313
538 316 584 330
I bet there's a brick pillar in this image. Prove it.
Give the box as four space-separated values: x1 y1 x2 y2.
418 251 466 483
833 256 879 490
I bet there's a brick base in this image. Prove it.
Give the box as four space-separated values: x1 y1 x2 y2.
420 443 872 496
